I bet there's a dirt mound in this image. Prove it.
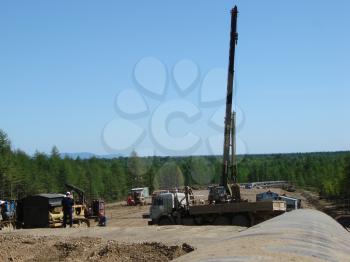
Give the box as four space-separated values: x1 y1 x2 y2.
0 234 193 262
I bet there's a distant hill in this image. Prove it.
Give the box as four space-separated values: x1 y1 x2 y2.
60 152 124 160
59 150 350 160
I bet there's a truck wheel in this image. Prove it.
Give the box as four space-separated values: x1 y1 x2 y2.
158 217 172 225
193 216 204 225
232 214 250 227
214 216 231 225
204 215 216 224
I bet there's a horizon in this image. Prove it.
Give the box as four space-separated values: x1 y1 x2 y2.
1 1 349 156
3 133 348 159
59 149 350 159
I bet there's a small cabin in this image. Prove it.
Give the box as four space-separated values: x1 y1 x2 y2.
17 193 64 228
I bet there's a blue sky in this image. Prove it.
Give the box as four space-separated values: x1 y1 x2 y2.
0 0 349 156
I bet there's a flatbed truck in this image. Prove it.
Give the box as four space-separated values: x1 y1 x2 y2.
149 192 286 226
149 6 287 227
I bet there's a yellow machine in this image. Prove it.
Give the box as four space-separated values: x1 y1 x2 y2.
49 203 89 228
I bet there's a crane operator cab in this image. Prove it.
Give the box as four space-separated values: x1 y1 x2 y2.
208 186 227 204
231 183 241 202
208 184 242 204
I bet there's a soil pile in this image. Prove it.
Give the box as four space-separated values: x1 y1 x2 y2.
0 234 193 262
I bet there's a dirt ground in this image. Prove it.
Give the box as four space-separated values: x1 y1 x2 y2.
0 234 194 262
0 188 344 261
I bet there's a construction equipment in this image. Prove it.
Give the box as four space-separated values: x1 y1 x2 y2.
0 199 16 230
16 193 91 228
207 5 241 204
64 184 89 225
13 184 97 229
16 194 66 228
149 188 286 226
90 199 106 219
208 186 227 204
65 183 86 205
0 183 104 229
256 191 301 211
127 187 149 206
148 6 287 226
65 183 105 220
221 5 240 202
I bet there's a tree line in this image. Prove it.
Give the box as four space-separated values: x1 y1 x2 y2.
1 129 349 201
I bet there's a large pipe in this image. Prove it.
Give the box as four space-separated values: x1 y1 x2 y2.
175 209 350 261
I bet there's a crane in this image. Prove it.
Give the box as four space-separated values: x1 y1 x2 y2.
209 6 241 204
222 6 241 201
149 6 287 226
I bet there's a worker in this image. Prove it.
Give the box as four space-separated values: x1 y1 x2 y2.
62 192 74 227
98 212 107 226
127 195 135 206
184 186 193 206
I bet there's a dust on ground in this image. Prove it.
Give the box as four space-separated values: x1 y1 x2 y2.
103 202 149 227
0 234 194 262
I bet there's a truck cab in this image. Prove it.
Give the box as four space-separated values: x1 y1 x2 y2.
128 187 149 206
149 192 186 225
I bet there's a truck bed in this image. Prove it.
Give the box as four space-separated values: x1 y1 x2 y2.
189 200 286 215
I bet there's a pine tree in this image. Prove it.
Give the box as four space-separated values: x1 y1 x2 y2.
127 150 144 188
154 161 184 189
343 155 350 198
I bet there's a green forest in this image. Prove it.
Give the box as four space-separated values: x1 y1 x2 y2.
1 129 350 201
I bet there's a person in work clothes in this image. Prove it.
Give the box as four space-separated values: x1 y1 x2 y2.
62 192 74 227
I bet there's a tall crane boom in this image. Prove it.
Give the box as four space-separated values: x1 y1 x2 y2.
221 6 239 198
149 6 287 227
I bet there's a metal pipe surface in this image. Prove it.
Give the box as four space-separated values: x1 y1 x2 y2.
175 209 350 262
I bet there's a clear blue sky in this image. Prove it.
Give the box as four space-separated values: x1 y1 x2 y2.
1 0 349 156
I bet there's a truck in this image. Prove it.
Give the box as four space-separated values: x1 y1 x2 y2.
149 6 286 227
149 190 286 226
127 187 149 206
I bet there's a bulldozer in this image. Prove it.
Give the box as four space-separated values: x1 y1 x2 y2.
65 184 105 223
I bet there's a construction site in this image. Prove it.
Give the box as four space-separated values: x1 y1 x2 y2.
1 2 350 262
0 187 349 261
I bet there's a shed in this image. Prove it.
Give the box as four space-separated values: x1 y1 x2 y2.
20 193 64 228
